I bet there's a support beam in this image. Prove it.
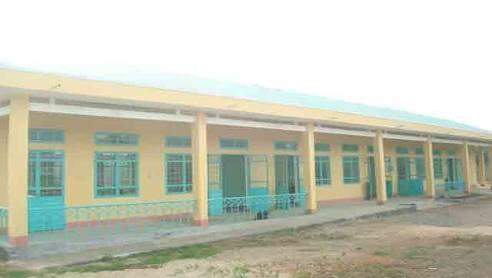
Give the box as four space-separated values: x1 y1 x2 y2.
462 142 473 194
191 112 208 226
302 122 317 213
30 103 195 123
424 136 435 198
374 130 387 204
478 147 486 185
7 95 29 246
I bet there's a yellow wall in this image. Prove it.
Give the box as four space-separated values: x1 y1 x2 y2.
27 112 468 210
315 134 372 202
0 117 8 207
30 112 193 206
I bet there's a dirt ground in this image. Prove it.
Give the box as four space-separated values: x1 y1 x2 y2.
9 198 492 277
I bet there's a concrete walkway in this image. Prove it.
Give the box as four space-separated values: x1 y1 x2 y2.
7 194 492 270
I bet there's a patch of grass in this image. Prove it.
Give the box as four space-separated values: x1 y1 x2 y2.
373 250 390 257
232 264 250 278
46 243 221 274
0 265 36 278
403 246 432 260
446 235 482 246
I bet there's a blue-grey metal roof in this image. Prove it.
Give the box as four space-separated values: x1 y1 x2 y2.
0 63 487 133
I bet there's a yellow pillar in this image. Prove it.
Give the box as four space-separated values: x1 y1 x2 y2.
302 122 317 213
424 136 435 198
191 112 208 226
374 130 387 205
462 141 473 194
7 95 30 246
478 147 486 185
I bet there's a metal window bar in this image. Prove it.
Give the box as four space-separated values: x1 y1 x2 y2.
165 154 193 193
95 153 139 197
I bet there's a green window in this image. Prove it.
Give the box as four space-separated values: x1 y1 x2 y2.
29 129 65 144
415 157 426 178
315 143 330 152
29 151 64 196
342 144 359 153
275 141 298 151
95 152 139 197
367 145 374 154
343 156 360 184
385 157 393 176
220 138 248 149
165 154 192 193
95 132 139 145
415 147 424 155
166 136 191 148
315 156 331 186
434 157 443 179
396 146 409 154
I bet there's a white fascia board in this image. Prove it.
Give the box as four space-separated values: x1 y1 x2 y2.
468 142 490 147
207 117 307 132
432 138 463 145
383 133 427 142
315 127 375 137
0 106 9 117
30 103 195 123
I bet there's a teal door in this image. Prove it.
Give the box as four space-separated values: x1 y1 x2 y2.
366 157 377 200
28 151 66 233
275 155 304 208
397 157 423 196
275 155 300 194
221 155 247 198
367 157 393 199
446 158 465 192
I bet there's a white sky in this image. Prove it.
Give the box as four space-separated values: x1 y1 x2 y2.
1 0 491 131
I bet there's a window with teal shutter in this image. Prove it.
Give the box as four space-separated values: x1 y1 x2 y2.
275 141 298 151
95 152 139 197
315 143 330 152
220 138 248 149
385 157 393 175
29 129 65 144
396 146 409 154
433 150 442 156
343 156 360 183
95 132 138 145
415 147 424 155
342 144 359 153
315 156 331 186
165 154 192 193
367 145 374 154
166 136 191 148
434 157 443 179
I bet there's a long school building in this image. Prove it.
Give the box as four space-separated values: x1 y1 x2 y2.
0 68 491 247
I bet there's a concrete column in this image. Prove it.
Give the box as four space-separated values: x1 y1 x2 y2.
478 147 486 185
302 122 317 213
191 112 208 226
7 95 30 246
424 136 435 198
374 130 387 205
462 141 473 194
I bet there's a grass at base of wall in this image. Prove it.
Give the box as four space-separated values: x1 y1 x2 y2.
0 243 223 277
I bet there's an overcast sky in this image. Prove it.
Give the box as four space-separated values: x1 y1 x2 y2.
1 1 491 131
